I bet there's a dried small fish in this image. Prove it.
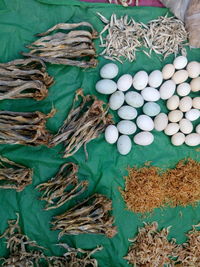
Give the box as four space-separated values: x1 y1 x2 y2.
0 58 53 100
51 88 112 159
0 109 55 146
52 193 117 239
22 22 98 68
37 162 88 210
108 0 133 7
0 156 32 192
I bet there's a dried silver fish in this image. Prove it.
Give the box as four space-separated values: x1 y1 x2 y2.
108 0 133 7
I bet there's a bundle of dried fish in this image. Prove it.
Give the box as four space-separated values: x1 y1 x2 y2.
22 22 98 68
0 156 32 192
107 0 134 7
51 89 112 159
37 162 88 210
47 244 102 267
0 214 45 266
52 193 117 239
0 58 53 100
0 109 55 146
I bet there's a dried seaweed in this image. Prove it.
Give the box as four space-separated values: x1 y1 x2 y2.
52 193 117 239
0 58 53 100
22 22 98 68
0 156 32 192
36 162 88 210
51 88 112 159
0 109 55 146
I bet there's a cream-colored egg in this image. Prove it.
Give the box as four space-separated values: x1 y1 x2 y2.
196 124 200 134
148 70 163 88
185 109 200 121
141 87 160 102
172 70 188 84
190 77 200 92
187 61 200 78
173 56 188 70
162 64 175 80
166 95 180 110
133 131 154 146
179 118 193 134
171 132 185 146
159 80 176 100
168 110 183 122
132 71 148 90
179 96 193 112
185 133 200 146
193 97 200 109
164 123 180 136
177 83 191 96
136 115 154 131
154 113 168 131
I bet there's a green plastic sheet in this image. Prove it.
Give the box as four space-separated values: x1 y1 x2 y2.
0 0 199 266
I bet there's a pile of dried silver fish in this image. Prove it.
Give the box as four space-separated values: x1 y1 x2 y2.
52 193 117 239
0 58 53 101
0 156 32 192
51 89 112 159
107 0 134 6
23 22 98 68
37 162 88 210
0 109 55 146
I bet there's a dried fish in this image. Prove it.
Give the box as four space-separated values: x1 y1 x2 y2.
52 193 117 239
51 88 112 159
0 58 53 100
108 0 133 6
22 22 98 68
0 109 55 146
37 162 88 210
0 156 32 192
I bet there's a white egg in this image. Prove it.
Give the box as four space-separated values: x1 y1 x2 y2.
132 71 148 90
172 70 188 84
173 56 188 70
118 105 137 120
100 63 119 79
141 87 160 102
117 120 137 135
179 119 193 134
179 96 193 112
166 95 180 110
96 79 117 95
193 97 200 109
148 70 163 88
185 109 200 121
159 80 176 100
117 74 133 92
125 91 144 108
154 113 168 131
171 132 185 146
162 64 175 80
109 91 124 110
117 135 132 155
164 123 180 136
143 102 161 117
196 124 200 134
185 133 200 146
168 110 183 122
187 61 200 78
105 125 119 144
190 77 200 92
133 131 154 146
177 83 191 96
136 115 154 131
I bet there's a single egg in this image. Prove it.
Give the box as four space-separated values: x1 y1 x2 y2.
118 105 138 120
179 118 193 134
117 135 132 155
164 123 180 136
143 102 161 117
105 125 119 144
117 120 137 135
185 133 200 146
172 70 188 84
196 124 200 134
117 74 133 92
166 95 180 110
171 132 185 146
162 64 175 80
136 115 154 131
173 56 188 69
187 61 200 78
109 91 125 110
193 97 200 109
96 79 117 94
190 77 200 92
125 91 144 108
185 109 200 121
133 131 154 146
154 113 168 131
141 87 160 102
132 71 148 90
159 80 176 100
148 70 163 88
179 96 193 112
177 83 191 96
168 110 183 122
100 63 119 79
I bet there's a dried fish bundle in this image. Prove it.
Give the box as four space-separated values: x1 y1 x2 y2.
0 156 32 192
0 58 53 100
37 162 88 210
107 0 133 6
0 109 55 146
51 89 112 159
23 22 98 68
52 193 117 239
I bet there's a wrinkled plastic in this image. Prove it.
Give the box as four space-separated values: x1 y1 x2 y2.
161 0 190 20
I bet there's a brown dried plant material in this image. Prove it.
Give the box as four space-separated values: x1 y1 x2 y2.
0 109 55 146
51 89 112 159
0 156 32 192
52 193 117 239
124 222 178 267
0 58 53 100
36 162 88 210
22 22 98 68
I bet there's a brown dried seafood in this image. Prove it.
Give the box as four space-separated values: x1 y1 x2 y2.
52 193 117 239
0 109 55 146
37 162 88 210
23 22 98 68
0 58 53 100
51 89 112 159
0 156 32 192
107 0 133 6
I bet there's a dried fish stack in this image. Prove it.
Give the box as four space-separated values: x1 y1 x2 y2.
0 58 53 100
107 0 133 6
0 156 32 192
52 193 117 239
37 162 88 210
23 22 98 68
51 89 112 159
0 109 55 146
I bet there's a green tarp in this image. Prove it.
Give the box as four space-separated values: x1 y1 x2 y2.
0 0 199 266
